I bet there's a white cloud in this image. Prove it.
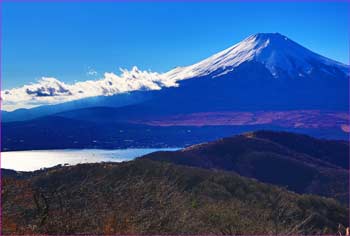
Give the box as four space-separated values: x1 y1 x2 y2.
1 66 180 111
86 68 98 76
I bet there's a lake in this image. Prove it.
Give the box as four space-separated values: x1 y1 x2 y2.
1 148 179 171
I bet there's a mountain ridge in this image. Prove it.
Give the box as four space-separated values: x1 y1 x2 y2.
142 130 349 203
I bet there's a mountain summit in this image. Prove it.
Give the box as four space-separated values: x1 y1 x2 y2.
164 32 349 81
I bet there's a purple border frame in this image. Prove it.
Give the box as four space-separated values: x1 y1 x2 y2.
0 0 349 235
1 0 3 233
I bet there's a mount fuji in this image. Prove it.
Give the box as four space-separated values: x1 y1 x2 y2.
2 33 349 150
3 33 349 121
163 32 348 81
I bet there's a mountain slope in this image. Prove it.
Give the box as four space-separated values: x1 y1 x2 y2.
245 130 349 169
143 131 349 203
2 159 348 234
3 33 349 122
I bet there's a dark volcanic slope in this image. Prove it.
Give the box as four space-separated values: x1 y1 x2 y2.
143 131 349 203
2 159 348 235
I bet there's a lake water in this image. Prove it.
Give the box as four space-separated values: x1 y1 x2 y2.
1 148 179 171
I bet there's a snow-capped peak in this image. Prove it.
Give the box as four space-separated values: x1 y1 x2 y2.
163 33 349 81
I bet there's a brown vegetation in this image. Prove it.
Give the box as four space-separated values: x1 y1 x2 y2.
2 159 348 235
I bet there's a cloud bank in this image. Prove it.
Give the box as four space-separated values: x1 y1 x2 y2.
1 67 179 111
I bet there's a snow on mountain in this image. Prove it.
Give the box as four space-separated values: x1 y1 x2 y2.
163 33 349 81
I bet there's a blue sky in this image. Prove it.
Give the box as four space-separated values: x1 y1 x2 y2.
2 1 349 90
